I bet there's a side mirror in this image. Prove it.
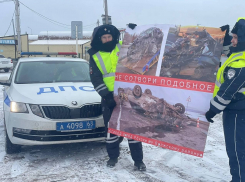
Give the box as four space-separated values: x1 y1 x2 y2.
0 76 10 86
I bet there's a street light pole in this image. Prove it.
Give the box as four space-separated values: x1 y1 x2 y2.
14 0 22 55
12 19 17 59
28 27 32 34
76 25 78 57
104 0 108 24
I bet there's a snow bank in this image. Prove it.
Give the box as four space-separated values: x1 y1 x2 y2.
28 35 38 41
30 40 90 45
38 31 93 40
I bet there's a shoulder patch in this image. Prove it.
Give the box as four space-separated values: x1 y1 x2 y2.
227 69 236 79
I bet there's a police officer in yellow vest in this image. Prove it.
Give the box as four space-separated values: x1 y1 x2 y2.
205 18 245 182
88 24 146 170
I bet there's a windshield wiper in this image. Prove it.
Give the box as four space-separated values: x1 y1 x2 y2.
54 80 90 82
16 81 53 84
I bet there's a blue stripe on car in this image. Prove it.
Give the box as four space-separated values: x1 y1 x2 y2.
4 95 10 107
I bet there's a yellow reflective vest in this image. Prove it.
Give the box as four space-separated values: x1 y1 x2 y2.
213 51 245 97
92 41 122 91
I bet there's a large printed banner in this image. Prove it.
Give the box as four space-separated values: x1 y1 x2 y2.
109 24 225 158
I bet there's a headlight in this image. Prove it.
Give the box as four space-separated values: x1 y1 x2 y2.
29 104 44 118
10 102 28 113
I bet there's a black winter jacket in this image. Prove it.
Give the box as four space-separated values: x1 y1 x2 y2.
210 61 245 114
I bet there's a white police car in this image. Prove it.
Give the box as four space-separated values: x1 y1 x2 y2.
1 57 105 154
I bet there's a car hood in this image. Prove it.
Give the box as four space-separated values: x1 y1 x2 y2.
8 82 101 107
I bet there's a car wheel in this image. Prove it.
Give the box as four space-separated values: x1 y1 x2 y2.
174 103 185 114
133 85 142 98
144 89 152 96
4 124 21 154
4 68 10 72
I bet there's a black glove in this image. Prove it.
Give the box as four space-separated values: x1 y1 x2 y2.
220 25 232 46
103 92 116 109
205 110 216 123
128 23 137 30
220 25 229 32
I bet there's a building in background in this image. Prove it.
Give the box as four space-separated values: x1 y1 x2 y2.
0 29 125 61
38 31 92 40
0 34 29 59
29 39 91 60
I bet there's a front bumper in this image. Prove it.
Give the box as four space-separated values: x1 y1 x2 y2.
13 127 105 141
5 111 105 145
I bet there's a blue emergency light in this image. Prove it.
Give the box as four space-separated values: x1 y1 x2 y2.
21 52 77 56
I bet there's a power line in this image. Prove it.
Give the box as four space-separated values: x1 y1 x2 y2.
19 1 97 30
83 23 97 28
19 1 71 28
83 24 97 29
0 0 13 3
4 11 15 36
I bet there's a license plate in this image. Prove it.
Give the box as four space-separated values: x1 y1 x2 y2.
2 61 8 64
56 120 95 131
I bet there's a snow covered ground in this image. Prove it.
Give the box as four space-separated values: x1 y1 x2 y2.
0 72 231 182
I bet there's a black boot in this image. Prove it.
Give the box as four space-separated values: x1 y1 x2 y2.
106 158 118 168
134 161 146 171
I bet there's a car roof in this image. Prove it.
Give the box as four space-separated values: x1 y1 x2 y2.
18 57 88 63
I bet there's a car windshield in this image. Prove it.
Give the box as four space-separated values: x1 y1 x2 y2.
14 61 91 84
0 55 5 58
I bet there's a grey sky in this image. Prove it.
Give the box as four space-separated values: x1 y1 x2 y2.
0 0 244 37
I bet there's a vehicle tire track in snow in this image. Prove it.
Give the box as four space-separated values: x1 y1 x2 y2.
161 151 176 163
119 152 165 182
124 164 164 182
154 163 204 182
145 150 210 182
127 169 164 182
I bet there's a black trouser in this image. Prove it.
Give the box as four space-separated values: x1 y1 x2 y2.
102 101 143 162
223 110 245 182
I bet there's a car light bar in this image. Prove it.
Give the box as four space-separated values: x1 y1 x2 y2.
21 52 77 56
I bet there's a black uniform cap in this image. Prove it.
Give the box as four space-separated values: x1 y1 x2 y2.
90 24 120 51
231 18 245 43
229 18 245 54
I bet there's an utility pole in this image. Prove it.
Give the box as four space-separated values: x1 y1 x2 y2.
76 25 78 57
97 19 100 27
47 31 49 52
12 19 17 59
104 0 108 24
14 0 22 55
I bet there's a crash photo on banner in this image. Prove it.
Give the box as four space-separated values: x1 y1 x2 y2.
109 24 225 157
116 24 170 75
159 26 225 82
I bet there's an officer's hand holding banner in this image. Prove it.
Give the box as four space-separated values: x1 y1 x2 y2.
108 24 225 158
